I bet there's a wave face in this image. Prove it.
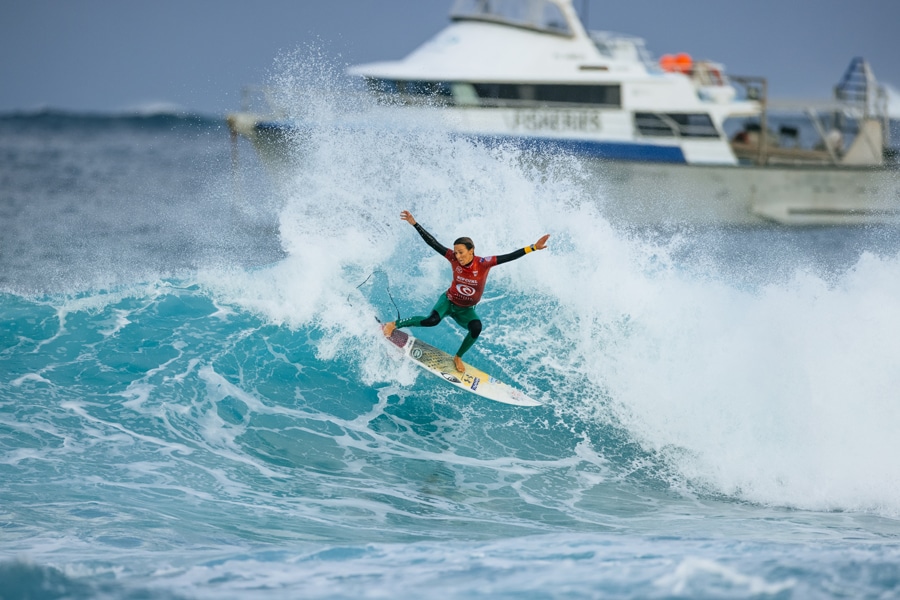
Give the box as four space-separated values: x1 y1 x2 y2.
3 54 900 599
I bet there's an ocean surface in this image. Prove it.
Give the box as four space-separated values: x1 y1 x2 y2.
3 96 900 599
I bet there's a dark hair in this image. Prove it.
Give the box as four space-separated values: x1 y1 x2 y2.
453 236 474 250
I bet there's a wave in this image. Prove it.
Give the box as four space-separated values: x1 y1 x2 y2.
4 50 900 528
218 50 900 517
0 107 224 129
4 232 900 530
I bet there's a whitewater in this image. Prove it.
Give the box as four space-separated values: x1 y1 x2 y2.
2 59 900 598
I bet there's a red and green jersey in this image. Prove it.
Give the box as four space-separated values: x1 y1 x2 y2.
412 222 529 308
443 250 498 307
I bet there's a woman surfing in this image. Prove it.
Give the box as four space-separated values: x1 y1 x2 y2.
383 210 549 373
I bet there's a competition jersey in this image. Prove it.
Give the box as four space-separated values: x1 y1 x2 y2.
443 250 498 307
411 221 529 308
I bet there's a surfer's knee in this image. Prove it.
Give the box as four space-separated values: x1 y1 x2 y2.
421 311 442 327
467 319 482 339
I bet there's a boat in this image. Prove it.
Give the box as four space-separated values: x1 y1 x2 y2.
226 0 900 226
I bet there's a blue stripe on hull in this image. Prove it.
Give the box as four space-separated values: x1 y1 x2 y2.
254 122 688 164
472 135 687 163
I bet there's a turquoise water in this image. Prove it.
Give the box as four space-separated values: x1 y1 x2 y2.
2 104 900 599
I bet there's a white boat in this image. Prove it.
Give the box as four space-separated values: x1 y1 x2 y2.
227 0 899 226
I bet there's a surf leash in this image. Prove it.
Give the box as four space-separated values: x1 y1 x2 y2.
351 270 401 323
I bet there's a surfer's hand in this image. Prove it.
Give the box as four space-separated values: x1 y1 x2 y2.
400 210 416 225
534 234 550 250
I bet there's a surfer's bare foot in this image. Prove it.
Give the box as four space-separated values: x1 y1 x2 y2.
453 355 465 373
382 321 396 337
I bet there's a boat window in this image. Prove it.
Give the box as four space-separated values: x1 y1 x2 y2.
451 83 481 106
366 78 399 95
471 83 520 102
536 85 620 106
668 113 719 138
473 83 621 107
366 78 621 108
365 78 452 98
634 113 675 137
450 0 572 36
399 81 453 97
635 112 719 138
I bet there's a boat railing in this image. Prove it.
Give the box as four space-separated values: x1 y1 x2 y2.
728 59 890 167
588 30 657 71
726 76 850 167
727 76 772 166
834 57 891 149
835 57 884 117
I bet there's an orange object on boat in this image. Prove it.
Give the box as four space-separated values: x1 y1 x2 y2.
659 54 676 71
674 53 693 73
659 53 693 73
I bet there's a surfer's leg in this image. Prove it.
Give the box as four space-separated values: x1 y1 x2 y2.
450 307 482 371
387 295 451 335
385 312 435 337
455 319 482 357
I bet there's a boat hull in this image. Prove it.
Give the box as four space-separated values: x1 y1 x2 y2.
228 114 900 227
594 160 900 226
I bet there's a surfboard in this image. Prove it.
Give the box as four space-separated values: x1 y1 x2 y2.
384 327 541 407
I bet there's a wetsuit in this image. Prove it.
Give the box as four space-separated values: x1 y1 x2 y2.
395 222 536 358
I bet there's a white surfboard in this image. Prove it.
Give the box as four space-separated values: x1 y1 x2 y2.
384 328 541 407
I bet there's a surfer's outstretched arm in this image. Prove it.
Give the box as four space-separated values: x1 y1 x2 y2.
494 234 550 265
400 210 448 256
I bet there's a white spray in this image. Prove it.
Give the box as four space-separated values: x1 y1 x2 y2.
208 50 900 517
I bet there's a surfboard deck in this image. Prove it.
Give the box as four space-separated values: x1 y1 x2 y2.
384 327 541 407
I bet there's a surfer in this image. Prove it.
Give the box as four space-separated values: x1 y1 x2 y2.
383 210 549 373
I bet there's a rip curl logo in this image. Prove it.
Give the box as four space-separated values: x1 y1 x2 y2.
456 284 476 296
411 348 423 360
440 372 461 384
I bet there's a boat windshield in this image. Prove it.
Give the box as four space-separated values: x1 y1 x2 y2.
450 0 573 36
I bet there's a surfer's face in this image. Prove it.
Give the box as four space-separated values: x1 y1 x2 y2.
453 243 474 266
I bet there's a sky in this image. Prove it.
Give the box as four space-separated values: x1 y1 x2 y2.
2 0 899 116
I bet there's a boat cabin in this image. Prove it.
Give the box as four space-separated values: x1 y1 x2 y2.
449 0 576 36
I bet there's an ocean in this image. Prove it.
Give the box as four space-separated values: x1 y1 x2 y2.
2 100 900 599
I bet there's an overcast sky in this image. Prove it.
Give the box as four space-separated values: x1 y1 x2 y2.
2 0 899 116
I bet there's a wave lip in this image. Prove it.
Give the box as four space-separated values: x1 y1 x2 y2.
0 106 223 127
